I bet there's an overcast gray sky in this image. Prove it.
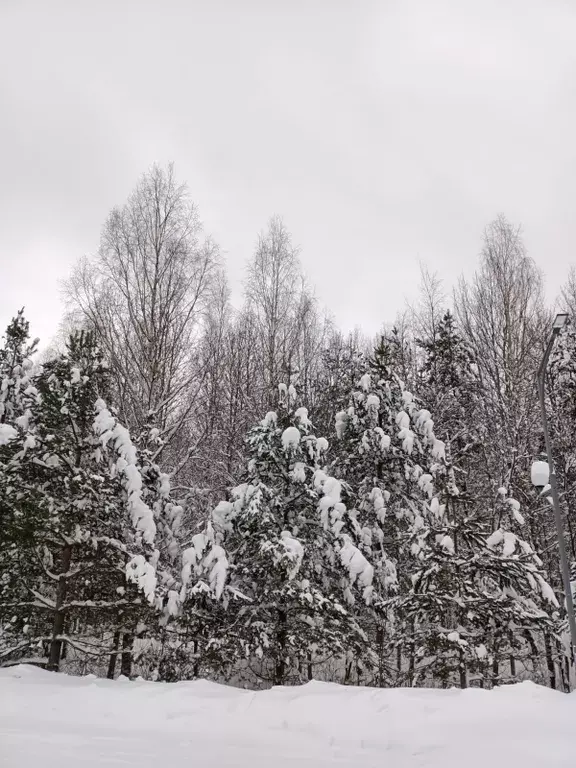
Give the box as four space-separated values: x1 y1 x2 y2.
1 0 576 344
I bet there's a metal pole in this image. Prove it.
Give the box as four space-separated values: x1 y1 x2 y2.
538 331 576 662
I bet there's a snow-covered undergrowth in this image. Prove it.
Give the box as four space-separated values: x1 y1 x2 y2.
1 666 575 767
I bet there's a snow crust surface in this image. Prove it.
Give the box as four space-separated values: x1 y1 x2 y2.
1 665 575 767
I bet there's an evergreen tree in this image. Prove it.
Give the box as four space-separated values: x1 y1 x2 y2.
0 309 39 425
0 311 42 665
326 338 449 684
0 331 161 671
334 342 447 585
311 330 367 444
417 310 482 500
202 386 377 686
394 484 556 688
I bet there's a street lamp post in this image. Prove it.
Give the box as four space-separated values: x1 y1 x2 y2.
536 312 576 662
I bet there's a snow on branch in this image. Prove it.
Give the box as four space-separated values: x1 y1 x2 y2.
181 525 229 602
93 399 156 546
0 423 17 445
339 535 374 605
126 554 157 604
281 426 301 451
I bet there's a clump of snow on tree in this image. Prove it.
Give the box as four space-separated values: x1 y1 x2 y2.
366 394 380 410
396 410 410 429
281 426 301 450
360 373 371 391
292 462 307 483
279 531 304 579
397 427 415 454
335 410 347 439
440 535 454 554
261 411 277 427
507 497 525 525
339 535 374 604
294 407 311 428
373 427 390 452
0 424 17 445
126 555 157 603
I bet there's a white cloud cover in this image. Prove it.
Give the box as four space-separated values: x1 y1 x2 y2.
1 0 575 343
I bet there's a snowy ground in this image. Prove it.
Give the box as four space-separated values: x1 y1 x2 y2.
1 666 575 768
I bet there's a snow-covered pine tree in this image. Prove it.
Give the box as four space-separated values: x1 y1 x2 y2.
334 330 557 689
394 482 557 688
377 326 417 389
123 419 195 682
200 385 377 687
310 329 368 444
332 337 447 683
417 311 480 474
414 310 483 556
481 489 557 685
395 308 485 686
104 416 235 683
394 494 485 689
0 331 163 673
0 309 38 425
161 515 231 682
0 311 42 666
335 336 447 549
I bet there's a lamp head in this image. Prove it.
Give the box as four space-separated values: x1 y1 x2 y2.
553 312 569 332
531 460 550 487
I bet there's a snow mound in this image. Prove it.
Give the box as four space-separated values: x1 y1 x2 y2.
1 666 575 768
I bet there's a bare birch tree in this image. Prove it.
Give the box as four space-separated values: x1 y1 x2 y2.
455 214 549 548
64 164 220 458
560 265 576 317
245 216 327 408
410 265 446 347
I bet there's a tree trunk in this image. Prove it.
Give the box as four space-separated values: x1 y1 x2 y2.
120 632 133 678
523 630 539 679
193 637 201 678
459 648 467 689
543 632 557 690
344 657 353 684
107 631 121 679
407 623 416 687
509 630 516 680
562 650 571 693
47 545 72 672
274 609 287 686
492 654 500 688
376 626 385 687
564 496 576 561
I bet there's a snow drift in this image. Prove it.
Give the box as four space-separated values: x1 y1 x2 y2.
1 665 576 768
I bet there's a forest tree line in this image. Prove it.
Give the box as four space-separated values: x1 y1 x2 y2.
2 163 576 690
